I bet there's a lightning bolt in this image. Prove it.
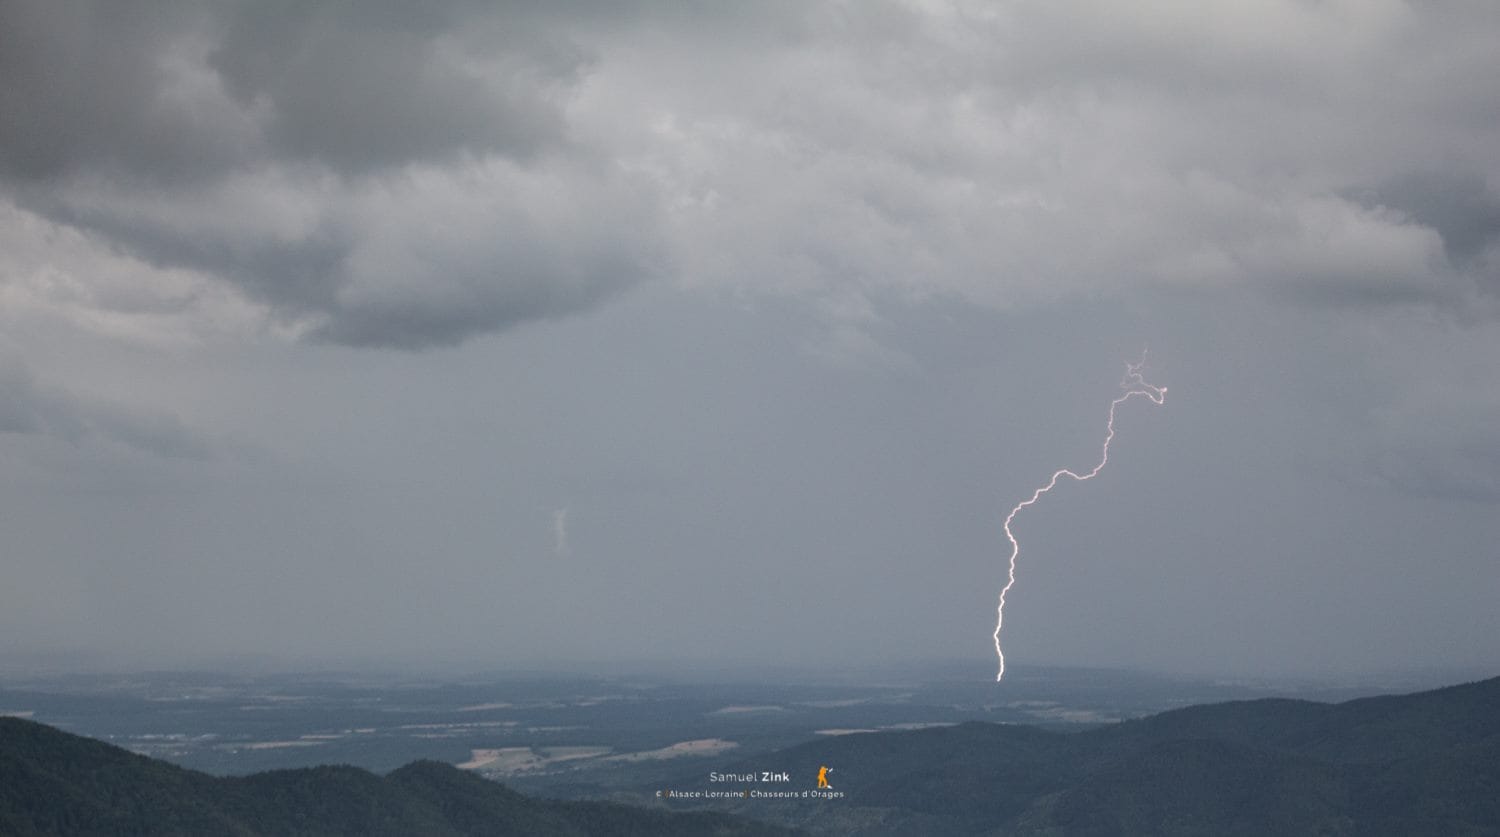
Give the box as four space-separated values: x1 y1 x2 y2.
993 356 1166 681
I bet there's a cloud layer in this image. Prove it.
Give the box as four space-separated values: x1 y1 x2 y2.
3 1 1497 351
1 1 661 349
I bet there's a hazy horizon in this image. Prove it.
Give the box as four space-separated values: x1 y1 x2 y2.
2 646 1494 690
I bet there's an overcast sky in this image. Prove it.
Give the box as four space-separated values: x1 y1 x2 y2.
2 1 1497 679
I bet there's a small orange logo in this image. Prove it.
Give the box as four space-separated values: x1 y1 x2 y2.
816 765 832 789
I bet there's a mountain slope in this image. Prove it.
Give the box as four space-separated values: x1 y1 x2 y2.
662 675 1500 836
6 676 1496 835
0 717 797 837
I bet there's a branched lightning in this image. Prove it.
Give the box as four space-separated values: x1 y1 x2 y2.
993 356 1166 682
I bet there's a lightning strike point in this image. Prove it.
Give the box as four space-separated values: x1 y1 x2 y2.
993 356 1166 682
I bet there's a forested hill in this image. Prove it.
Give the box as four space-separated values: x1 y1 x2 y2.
0 716 797 837
689 675 1500 835
6 676 1498 835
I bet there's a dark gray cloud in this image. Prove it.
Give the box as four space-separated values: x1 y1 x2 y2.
0 0 654 350
0 2 247 183
5 1 1500 351
33 193 350 315
207 2 585 175
0 1 584 183
0 359 210 460
1366 170 1500 276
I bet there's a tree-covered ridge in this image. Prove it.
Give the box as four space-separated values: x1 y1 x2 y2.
699 675 1500 835
5 675 1499 835
0 717 797 836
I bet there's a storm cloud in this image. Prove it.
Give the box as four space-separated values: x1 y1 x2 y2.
1 1 1497 676
1 0 659 348
5 1 1498 350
